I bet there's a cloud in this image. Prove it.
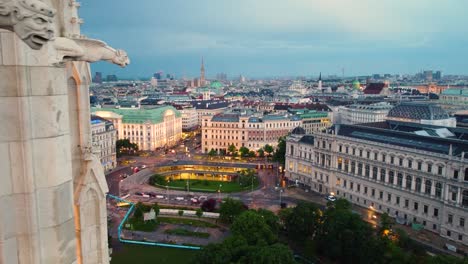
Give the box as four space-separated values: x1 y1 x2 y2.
79 0 468 77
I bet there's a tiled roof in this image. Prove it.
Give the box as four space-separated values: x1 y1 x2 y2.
92 105 181 124
388 102 449 120
334 122 468 156
364 83 386 95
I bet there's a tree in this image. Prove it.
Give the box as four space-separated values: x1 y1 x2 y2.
257 148 265 157
231 210 276 245
248 150 256 157
239 146 250 157
228 144 237 155
133 202 150 220
219 198 247 223
238 169 258 187
264 144 274 156
196 208 203 218
257 208 280 234
379 212 394 235
208 148 217 157
273 137 286 166
201 198 217 212
284 202 320 241
316 204 385 264
152 203 160 217
178 210 184 216
116 139 138 157
247 243 296 264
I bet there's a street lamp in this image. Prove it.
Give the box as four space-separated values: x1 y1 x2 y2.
218 184 222 201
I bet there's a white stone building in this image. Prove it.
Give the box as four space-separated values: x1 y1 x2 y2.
179 107 199 131
93 105 182 151
91 115 117 171
202 113 301 154
338 102 393 125
285 121 468 246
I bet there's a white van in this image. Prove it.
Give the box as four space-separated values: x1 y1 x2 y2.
156 195 165 199
175 197 184 201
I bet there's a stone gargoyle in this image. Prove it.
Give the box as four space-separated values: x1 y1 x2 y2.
0 0 55 50
53 37 130 67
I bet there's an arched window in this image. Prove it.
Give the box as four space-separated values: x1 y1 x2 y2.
406 175 412 190
463 190 468 207
415 177 422 192
435 182 442 198
425 180 432 195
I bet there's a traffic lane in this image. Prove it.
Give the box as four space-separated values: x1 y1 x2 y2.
106 167 132 196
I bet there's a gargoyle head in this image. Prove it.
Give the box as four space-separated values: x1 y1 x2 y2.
113 49 130 67
8 0 56 50
112 50 130 68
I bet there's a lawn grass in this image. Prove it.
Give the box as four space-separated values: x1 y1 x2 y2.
164 228 210 238
167 179 258 193
158 217 218 228
125 218 159 232
111 244 197 264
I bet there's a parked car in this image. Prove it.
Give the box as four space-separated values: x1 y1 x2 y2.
134 192 143 196
190 198 199 204
326 195 337 202
146 192 156 198
198 196 207 201
156 195 165 199
175 197 185 201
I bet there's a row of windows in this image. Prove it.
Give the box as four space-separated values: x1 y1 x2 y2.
338 177 442 216
337 158 444 198
337 145 445 175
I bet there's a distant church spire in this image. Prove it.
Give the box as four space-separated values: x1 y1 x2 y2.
318 72 323 90
200 57 205 86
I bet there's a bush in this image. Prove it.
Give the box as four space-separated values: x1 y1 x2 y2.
178 210 184 216
201 198 217 212
196 208 203 218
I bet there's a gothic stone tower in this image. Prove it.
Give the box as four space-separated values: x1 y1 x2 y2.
0 0 129 263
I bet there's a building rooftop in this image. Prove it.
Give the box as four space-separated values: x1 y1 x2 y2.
212 114 240 122
387 102 449 121
441 88 468 97
92 105 180 124
192 100 229 110
333 121 468 157
291 126 306 135
363 83 387 95
347 102 393 111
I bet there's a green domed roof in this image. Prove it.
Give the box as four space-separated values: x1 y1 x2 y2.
210 81 223 88
352 80 361 90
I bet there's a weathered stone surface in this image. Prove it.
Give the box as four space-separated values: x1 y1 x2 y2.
0 1 129 263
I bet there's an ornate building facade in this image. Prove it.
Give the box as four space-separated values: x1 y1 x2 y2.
286 121 468 246
93 106 182 151
91 115 117 171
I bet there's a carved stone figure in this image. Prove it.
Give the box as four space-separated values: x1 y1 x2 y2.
54 37 130 67
0 0 55 50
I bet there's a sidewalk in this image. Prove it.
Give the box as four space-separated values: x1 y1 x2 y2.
285 188 468 257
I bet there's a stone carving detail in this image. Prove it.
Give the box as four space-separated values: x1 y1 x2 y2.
0 0 55 50
53 37 130 67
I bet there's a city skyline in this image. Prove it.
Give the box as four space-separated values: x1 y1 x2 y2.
81 0 468 78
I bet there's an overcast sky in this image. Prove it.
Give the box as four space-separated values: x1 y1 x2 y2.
80 0 468 79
